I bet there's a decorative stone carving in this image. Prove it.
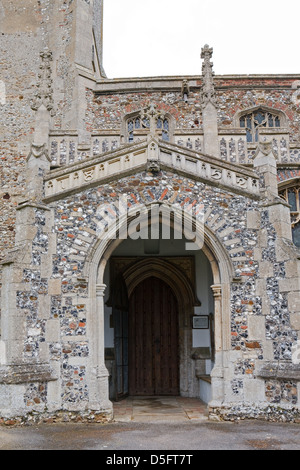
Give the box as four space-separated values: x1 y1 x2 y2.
147 159 160 173
181 80 190 102
84 167 95 182
148 140 159 159
141 103 166 136
200 44 219 157
27 142 51 162
200 44 216 107
211 168 222 180
31 48 54 115
255 140 273 157
236 177 247 188
58 176 69 191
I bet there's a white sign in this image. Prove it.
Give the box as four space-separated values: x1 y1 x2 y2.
193 316 209 329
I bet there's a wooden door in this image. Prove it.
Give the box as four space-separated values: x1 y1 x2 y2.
129 276 179 396
114 308 128 400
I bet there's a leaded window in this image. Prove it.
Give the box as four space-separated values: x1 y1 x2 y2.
239 108 281 143
280 184 300 248
127 115 170 143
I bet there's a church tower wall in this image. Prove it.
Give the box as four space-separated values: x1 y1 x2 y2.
0 0 105 323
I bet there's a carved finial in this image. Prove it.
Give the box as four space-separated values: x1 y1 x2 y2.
200 44 216 107
31 47 54 115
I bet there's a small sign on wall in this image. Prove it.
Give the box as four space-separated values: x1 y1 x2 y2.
193 315 209 329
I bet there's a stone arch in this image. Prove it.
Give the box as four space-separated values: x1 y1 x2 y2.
123 257 197 307
83 202 234 407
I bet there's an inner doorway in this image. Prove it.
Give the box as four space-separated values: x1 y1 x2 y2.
129 276 179 396
105 249 214 402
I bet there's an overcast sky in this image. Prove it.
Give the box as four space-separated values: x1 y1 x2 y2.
103 0 300 78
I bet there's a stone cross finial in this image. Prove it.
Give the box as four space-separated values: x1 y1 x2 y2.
31 47 54 115
201 44 216 107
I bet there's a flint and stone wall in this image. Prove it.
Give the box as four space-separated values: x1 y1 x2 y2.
1 152 300 422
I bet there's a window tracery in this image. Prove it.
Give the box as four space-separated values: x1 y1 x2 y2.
239 108 281 143
126 107 170 143
280 183 300 248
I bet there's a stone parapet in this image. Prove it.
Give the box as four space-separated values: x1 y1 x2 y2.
44 138 260 201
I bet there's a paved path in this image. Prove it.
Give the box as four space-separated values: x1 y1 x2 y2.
113 396 209 422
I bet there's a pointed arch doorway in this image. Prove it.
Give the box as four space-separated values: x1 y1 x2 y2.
108 256 199 400
129 276 179 396
84 208 234 411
